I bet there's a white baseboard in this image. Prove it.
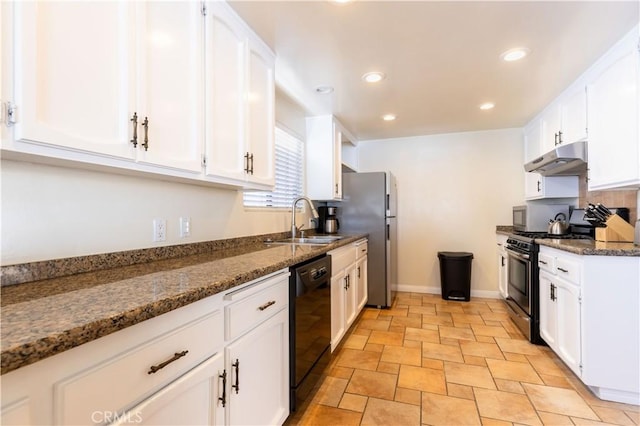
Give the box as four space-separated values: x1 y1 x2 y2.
393 284 501 300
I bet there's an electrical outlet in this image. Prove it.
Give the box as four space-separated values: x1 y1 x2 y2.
153 218 167 242
179 217 191 238
309 218 316 229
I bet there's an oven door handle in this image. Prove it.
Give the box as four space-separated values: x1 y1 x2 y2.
506 247 530 261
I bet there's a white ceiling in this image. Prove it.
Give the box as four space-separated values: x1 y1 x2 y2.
228 1 639 141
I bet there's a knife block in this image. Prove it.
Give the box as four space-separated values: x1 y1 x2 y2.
595 214 635 242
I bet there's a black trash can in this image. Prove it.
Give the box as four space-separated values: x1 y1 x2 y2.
437 251 473 301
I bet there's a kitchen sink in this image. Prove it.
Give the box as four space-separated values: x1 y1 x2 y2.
267 235 344 245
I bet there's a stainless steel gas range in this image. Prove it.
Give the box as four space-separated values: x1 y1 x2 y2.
504 233 543 344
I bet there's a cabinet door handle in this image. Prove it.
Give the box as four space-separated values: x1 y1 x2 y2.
130 112 138 147
537 180 541 192
357 266 361 278
147 350 188 374
218 370 227 407
244 152 250 174
557 267 569 273
335 184 339 195
554 132 559 146
501 256 505 267
558 131 563 144
550 283 555 301
141 116 149 151
232 359 240 394
249 153 254 175
258 300 276 311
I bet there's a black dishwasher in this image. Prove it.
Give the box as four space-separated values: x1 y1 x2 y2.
289 254 332 412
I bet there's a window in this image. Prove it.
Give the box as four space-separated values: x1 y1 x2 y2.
243 127 304 208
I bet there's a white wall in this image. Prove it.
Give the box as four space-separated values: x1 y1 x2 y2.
358 128 524 297
0 160 294 265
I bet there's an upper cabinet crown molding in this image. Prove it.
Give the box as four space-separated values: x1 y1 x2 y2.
1 0 276 191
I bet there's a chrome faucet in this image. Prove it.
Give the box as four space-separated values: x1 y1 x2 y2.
291 197 319 238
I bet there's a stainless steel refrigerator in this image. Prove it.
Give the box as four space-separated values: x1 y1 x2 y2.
339 172 397 308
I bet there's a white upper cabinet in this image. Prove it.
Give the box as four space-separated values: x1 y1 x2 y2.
586 27 639 190
540 104 562 154
532 83 588 160
9 2 203 174
205 2 275 190
205 4 248 184
559 85 588 146
2 1 275 189
306 115 356 201
245 38 275 188
11 1 135 159
135 2 204 173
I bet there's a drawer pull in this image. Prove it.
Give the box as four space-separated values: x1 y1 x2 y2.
539 260 548 265
557 267 569 273
218 370 227 407
258 300 276 311
147 350 188 374
232 359 240 393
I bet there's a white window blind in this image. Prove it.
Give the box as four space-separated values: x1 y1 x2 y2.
243 127 304 208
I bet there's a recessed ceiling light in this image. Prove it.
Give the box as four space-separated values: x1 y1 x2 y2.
500 47 530 62
362 72 386 83
382 114 396 121
315 85 334 94
479 102 495 110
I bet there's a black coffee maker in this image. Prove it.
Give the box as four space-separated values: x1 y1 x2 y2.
317 206 340 234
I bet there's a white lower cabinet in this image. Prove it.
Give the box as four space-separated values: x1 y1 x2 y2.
355 240 369 312
222 272 290 426
225 309 289 426
538 269 581 376
113 352 226 426
330 239 367 351
0 269 291 425
538 246 640 404
496 234 508 298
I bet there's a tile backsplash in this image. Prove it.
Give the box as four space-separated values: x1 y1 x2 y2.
578 171 638 223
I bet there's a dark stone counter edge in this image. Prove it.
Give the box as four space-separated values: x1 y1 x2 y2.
0 235 365 375
1 231 293 287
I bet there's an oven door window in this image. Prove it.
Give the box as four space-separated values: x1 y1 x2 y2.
507 253 530 314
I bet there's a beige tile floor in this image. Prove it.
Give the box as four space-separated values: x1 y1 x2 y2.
286 292 640 426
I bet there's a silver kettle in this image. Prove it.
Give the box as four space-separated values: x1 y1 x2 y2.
548 212 569 235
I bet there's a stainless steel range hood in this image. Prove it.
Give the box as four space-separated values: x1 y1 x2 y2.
524 141 587 176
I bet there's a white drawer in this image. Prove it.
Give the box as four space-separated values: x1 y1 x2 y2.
556 257 580 284
538 252 556 273
356 240 368 259
330 245 356 271
224 274 289 341
55 307 224 425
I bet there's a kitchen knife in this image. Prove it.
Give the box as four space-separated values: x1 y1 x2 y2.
596 203 612 218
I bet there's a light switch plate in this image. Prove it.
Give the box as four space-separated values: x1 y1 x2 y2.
180 217 191 238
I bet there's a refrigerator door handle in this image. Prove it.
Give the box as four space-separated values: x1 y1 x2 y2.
386 223 390 240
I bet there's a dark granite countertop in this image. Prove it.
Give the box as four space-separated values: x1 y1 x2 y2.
1 234 366 375
536 238 640 256
496 225 639 256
